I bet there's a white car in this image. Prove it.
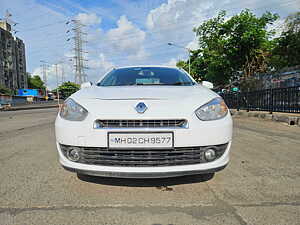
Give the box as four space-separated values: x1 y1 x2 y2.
55 66 232 178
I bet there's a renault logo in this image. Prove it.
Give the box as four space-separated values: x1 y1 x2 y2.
135 102 147 113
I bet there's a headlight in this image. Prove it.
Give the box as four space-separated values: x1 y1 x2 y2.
195 97 228 121
59 98 88 121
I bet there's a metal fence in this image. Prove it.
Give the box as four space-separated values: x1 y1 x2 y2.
221 86 300 113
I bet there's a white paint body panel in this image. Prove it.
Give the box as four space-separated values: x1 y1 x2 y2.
55 73 233 178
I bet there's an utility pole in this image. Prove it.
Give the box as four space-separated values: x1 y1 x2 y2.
61 63 65 84
66 20 88 84
57 60 65 84
55 63 60 106
40 60 50 100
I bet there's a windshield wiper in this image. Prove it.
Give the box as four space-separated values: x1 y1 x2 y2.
133 82 194 86
135 83 167 85
169 82 195 86
99 82 195 86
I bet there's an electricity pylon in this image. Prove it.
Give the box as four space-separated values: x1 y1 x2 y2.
66 20 88 84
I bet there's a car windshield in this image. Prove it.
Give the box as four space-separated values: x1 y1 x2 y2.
97 67 196 86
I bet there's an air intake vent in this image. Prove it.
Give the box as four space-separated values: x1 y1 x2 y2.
95 119 187 128
60 143 228 167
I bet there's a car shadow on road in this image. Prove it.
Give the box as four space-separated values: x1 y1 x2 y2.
76 173 214 187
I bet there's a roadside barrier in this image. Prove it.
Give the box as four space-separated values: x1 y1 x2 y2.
222 86 300 114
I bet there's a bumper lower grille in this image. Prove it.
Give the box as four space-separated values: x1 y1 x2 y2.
95 119 187 128
60 144 228 167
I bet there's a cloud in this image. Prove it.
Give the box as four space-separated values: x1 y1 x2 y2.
32 61 74 90
163 58 178 66
75 13 101 26
186 38 199 51
146 0 213 45
87 53 114 82
143 0 215 65
88 53 114 71
106 15 146 55
2 0 299 89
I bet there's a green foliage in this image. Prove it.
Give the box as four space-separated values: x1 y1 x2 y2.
176 9 300 89
176 60 191 77
27 75 45 89
176 60 188 71
56 81 80 98
189 9 279 86
0 85 13 95
176 50 206 82
270 12 300 69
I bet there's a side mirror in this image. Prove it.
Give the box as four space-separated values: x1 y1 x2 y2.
80 82 92 89
202 81 214 89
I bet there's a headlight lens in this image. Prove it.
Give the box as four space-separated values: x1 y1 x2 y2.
59 98 88 121
195 97 228 121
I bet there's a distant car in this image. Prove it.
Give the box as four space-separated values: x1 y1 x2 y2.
47 96 54 101
55 66 232 178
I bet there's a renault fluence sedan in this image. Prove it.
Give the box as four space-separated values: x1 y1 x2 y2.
55 66 232 178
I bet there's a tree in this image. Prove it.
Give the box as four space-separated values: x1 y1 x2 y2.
176 60 189 73
27 75 45 89
270 12 300 69
0 85 13 95
55 81 80 99
176 49 206 82
190 9 279 86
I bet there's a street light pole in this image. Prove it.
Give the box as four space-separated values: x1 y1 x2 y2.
40 60 50 100
188 53 191 75
55 63 60 107
168 42 191 74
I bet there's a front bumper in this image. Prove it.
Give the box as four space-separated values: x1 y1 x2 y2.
55 111 232 178
62 164 227 178
56 141 231 178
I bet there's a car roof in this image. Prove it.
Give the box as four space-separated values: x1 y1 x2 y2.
115 65 179 69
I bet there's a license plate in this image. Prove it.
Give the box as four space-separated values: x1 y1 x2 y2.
108 132 173 149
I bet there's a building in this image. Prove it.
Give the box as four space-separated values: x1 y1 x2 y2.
0 20 27 91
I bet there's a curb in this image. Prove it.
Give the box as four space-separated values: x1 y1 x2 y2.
0 104 58 111
230 109 300 126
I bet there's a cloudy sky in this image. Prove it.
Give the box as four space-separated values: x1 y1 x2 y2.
1 0 299 89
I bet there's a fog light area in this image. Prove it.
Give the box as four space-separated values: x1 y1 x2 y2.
67 148 81 162
60 145 81 162
204 148 216 161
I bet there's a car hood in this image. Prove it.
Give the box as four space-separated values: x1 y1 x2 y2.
71 85 219 119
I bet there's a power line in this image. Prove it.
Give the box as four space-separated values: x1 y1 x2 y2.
22 0 299 73
73 0 299 56
13 0 298 37
18 20 66 33
84 0 299 45
20 0 298 46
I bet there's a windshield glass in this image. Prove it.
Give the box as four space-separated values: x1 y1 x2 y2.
97 67 196 86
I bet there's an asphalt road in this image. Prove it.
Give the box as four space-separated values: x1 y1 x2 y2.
0 108 299 225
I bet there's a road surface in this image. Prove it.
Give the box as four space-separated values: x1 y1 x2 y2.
0 108 299 225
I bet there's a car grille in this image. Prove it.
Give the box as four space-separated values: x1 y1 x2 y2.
95 119 187 128
60 144 228 167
